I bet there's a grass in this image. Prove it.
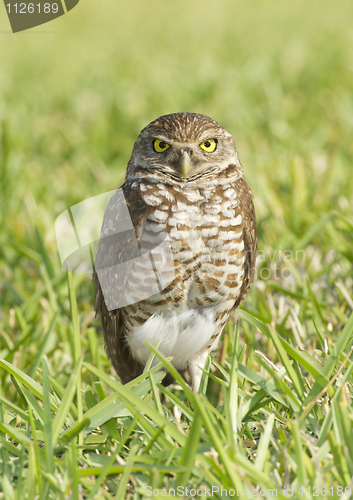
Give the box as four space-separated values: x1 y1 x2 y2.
1 0 353 498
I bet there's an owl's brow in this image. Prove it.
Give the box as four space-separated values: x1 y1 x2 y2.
196 133 224 144
152 134 220 144
153 135 170 141
199 136 218 142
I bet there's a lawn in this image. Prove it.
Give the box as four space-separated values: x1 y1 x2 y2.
0 0 353 498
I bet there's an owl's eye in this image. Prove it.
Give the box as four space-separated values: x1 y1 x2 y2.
153 139 170 153
200 138 218 152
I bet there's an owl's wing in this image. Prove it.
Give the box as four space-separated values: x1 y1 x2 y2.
93 185 148 383
234 176 257 308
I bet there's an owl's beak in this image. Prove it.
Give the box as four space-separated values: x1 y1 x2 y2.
180 151 192 179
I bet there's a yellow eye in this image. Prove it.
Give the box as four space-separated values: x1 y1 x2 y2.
200 138 217 152
153 139 170 153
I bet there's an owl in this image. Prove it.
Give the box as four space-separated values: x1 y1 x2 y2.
94 112 257 392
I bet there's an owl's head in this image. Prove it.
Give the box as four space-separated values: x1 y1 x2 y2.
127 113 240 184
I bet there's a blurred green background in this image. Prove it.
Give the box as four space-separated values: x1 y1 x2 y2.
1 0 353 217
0 0 352 342
1 0 353 337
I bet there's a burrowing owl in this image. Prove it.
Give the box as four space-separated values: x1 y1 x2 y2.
94 112 257 392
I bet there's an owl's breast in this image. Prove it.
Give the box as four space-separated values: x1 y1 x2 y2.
138 180 245 310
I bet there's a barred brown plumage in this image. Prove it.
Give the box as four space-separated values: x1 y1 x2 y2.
94 112 257 391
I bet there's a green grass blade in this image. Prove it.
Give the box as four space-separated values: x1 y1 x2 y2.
82 361 187 446
51 356 83 447
67 270 83 446
290 420 307 487
0 359 58 411
255 413 275 472
115 442 138 500
42 356 54 474
174 410 202 488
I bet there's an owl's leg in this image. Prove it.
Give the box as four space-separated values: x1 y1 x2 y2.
187 350 210 392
